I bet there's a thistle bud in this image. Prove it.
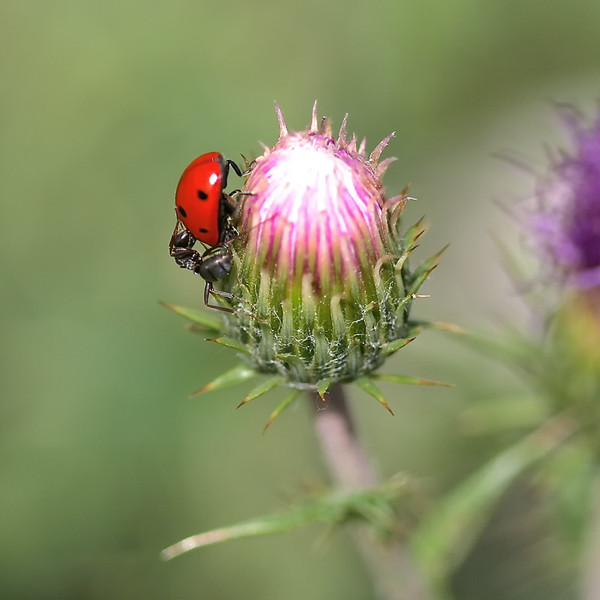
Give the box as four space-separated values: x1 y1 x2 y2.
213 103 438 400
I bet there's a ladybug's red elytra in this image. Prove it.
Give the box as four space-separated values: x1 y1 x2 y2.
175 152 241 246
169 152 243 312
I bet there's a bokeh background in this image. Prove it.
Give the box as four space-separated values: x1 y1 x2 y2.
2 1 599 598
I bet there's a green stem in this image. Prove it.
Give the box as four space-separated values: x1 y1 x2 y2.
312 385 433 600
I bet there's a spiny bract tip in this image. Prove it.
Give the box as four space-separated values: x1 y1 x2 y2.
274 101 288 138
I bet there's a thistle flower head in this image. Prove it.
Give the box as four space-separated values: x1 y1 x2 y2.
214 103 438 395
531 108 600 291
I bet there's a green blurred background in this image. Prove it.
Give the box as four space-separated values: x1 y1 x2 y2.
2 1 599 598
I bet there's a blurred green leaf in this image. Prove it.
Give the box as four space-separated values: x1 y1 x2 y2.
430 323 539 369
536 440 596 558
160 474 414 560
459 394 549 435
412 413 578 591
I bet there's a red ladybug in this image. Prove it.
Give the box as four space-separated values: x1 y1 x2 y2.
169 152 243 312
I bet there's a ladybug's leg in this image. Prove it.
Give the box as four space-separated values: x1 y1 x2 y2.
199 248 262 319
204 283 265 321
203 282 236 313
227 159 243 178
219 159 245 213
220 158 243 191
168 219 182 250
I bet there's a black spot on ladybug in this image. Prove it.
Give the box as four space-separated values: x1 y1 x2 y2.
199 228 209 233
177 205 187 218
197 190 208 200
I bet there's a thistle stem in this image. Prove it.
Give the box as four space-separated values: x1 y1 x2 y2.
312 385 433 600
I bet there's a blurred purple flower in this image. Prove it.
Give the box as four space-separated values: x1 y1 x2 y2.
532 108 600 289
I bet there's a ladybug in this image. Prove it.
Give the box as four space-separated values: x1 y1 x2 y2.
169 152 243 312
